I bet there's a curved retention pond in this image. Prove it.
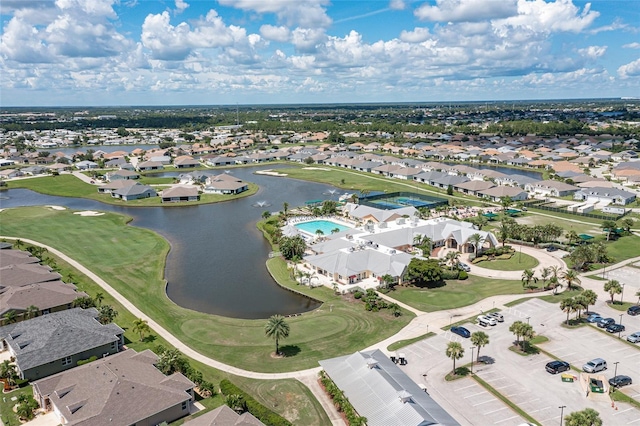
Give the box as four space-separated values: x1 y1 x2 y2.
0 166 346 319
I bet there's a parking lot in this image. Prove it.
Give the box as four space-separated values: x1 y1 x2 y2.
396 297 640 425
602 265 640 304
398 333 530 426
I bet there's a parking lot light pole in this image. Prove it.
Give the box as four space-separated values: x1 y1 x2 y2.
619 313 624 339
621 283 625 304
559 405 566 426
470 346 476 374
614 361 619 379
526 316 530 325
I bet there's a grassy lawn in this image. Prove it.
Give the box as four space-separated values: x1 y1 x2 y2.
385 276 525 312
387 332 435 352
7 240 327 425
5 174 259 207
606 235 640 263
0 206 412 373
0 386 34 426
475 252 539 271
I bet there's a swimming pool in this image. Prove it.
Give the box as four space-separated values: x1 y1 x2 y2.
295 220 350 235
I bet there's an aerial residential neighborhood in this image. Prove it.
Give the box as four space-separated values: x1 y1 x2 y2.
1 101 640 426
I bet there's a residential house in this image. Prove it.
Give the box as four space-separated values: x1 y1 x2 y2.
0 308 124 380
174 156 200 168
97 180 137 194
161 186 200 203
74 161 98 170
524 180 579 197
453 180 495 196
0 263 62 289
573 187 636 206
0 249 40 268
204 156 236 167
111 183 157 201
0 169 23 179
203 174 249 195
183 405 264 425
106 169 139 181
319 349 460 426
136 160 164 172
0 281 88 318
477 186 529 202
32 349 195 426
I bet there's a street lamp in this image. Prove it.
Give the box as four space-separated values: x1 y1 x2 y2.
621 283 625 305
526 316 531 325
619 313 624 339
614 361 620 379
559 405 566 426
470 346 476 374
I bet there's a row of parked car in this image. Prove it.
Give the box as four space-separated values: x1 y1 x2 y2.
545 357 633 388
477 312 504 327
586 307 640 342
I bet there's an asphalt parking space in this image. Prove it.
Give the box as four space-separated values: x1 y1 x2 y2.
398 334 529 426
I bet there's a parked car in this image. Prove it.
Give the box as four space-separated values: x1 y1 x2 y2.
545 360 571 374
606 323 625 333
477 315 497 327
458 262 471 272
583 358 607 373
586 314 603 323
487 312 504 322
609 375 633 388
451 326 471 338
596 317 615 328
627 332 640 343
627 305 640 316
546 245 558 252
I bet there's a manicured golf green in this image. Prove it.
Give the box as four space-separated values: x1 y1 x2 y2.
386 276 525 312
0 206 412 373
475 252 539 271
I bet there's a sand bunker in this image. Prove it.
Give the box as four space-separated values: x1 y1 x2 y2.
47 205 66 211
73 211 104 217
255 169 288 177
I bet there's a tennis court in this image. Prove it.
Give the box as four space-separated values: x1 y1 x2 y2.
360 192 448 210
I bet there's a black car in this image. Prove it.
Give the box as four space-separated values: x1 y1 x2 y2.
606 323 625 333
597 318 615 328
546 245 558 252
451 326 471 338
545 360 571 374
609 375 633 388
628 305 640 316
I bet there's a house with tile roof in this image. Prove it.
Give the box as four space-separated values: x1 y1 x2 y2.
33 349 195 426
0 308 124 380
573 187 636 206
0 281 88 319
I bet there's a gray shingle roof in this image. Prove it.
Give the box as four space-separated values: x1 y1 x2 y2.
33 349 195 426
320 349 460 426
184 405 265 426
0 249 40 268
0 308 123 371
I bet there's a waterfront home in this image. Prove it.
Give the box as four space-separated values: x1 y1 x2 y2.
106 169 139 181
203 174 249 195
97 179 137 194
0 262 61 288
0 169 23 179
136 160 164 172
319 350 460 426
111 183 157 201
74 160 98 170
477 185 529 202
204 156 236 167
174 155 200 168
0 280 88 320
33 349 195 426
0 308 123 380
161 186 200 202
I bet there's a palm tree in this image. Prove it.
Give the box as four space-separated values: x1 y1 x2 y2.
13 239 23 249
265 314 290 356
469 233 484 256
582 289 598 314
540 267 551 288
560 297 575 325
445 250 461 270
520 323 535 351
521 269 538 290
388 303 402 317
94 292 105 307
97 305 118 324
495 222 510 247
604 279 622 304
470 331 489 364
2 310 17 324
282 202 289 217
445 341 464 375
500 196 513 213
573 295 588 320
561 269 581 291
262 211 271 219
565 230 579 246
24 305 39 319
132 318 151 341
509 320 526 348
226 394 247 414
0 360 18 389
602 220 617 241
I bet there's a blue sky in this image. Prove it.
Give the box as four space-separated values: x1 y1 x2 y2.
1 0 638 106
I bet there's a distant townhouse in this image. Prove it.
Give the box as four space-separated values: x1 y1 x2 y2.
184 405 265 426
0 308 123 380
477 186 529 202
573 187 636 206
524 179 579 197
174 155 200 168
203 174 249 195
111 183 157 201
0 281 87 319
0 263 61 289
33 349 195 426
74 160 98 170
106 169 139 181
136 160 164 172
204 156 236 167
454 180 495 196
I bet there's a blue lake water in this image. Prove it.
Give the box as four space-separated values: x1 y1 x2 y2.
0 165 345 319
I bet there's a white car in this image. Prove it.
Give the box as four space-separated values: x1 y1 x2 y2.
627 332 640 343
487 312 504 322
477 315 497 327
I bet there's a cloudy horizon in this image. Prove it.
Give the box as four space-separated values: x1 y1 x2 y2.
1 0 639 106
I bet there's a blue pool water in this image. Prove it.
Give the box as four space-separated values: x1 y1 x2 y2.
295 220 350 235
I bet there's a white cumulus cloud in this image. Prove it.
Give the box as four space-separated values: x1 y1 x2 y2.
415 0 518 22
175 0 189 14
399 27 431 43
260 25 290 42
618 58 640 79
578 46 607 59
218 0 331 28
623 42 640 49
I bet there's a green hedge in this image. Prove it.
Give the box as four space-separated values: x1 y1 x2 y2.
77 356 98 366
219 379 292 426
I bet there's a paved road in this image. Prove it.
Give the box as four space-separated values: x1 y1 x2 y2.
7 229 640 426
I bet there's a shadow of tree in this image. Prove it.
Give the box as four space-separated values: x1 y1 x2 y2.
279 345 301 357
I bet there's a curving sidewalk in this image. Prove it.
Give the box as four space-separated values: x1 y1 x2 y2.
1 236 343 425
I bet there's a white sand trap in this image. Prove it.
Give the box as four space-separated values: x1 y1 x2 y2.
302 167 331 171
73 211 104 217
255 169 288 177
47 205 66 211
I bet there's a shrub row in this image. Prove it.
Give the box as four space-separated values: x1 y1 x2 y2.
219 379 292 426
77 356 98 366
